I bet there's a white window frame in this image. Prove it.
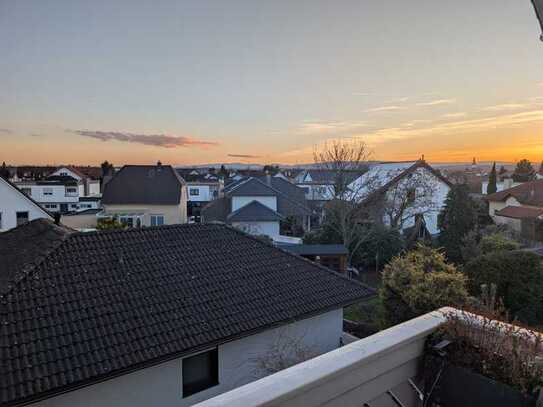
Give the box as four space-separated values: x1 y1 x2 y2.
189 188 200 196
150 214 165 226
43 187 53 196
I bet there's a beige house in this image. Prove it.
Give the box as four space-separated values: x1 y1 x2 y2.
487 180 543 234
101 163 187 227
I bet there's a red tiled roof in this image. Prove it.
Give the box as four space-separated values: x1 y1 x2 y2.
486 180 543 206
494 205 543 219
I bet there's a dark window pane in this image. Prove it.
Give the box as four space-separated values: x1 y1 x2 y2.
16 212 29 226
182 348 218 397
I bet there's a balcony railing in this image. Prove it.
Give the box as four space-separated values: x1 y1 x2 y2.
195 309 449 407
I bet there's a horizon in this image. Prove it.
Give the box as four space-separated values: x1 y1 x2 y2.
2 1 543 165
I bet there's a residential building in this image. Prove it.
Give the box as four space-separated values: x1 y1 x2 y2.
177 170 224 222
60 208 101 231
0 176 53 231
481 176 522 194
350 160 452 235
100 163 188 227
202 176 311 240
487 180 543 237
0 219 373 407
51 166 100 196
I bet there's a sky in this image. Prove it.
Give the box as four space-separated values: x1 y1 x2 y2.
1 0 543 166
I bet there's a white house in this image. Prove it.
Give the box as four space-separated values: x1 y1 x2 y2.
0 220 373 407
348 161 452 235
51 166 100 196
0 176 53 231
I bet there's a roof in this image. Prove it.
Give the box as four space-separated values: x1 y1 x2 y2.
227 200 284 222
494 205 543 219
277 244 349 256
299 169 364 185
101 165 186 206
63 208 101 216
0 177 54 221
0 222 373 406
227 177 277 196
0 219 73 295
486 180 543 207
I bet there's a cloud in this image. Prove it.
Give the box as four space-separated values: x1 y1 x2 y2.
0 128 12 134
481 103 528 112
416 99 456 107
352 92 374 96
71 130 218 148
385 97 410 103
364 106 406 113
442 112 467 119
296 120 369 136
29 133 44 137
227 154 261 159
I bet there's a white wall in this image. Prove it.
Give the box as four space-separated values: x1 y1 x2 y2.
52 167 83 181
188 185 212 202
15 183 80 204
87 180 100 196
30 310 343 407
103 203 187 226
231 196 277 212
231 221 280 237
0 179 52 231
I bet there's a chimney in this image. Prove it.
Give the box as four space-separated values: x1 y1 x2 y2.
265 171 272 186
157 160 162 167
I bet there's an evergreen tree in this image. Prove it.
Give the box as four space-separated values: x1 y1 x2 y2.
438 184 477 264
487 162 497 194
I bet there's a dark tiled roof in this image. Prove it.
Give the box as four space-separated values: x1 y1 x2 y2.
227 200 284 222
101 165 185 205
300 169 364 185
227 178 277 196
486 180 543 207
0 222 373 406
201 197 230 223
277 244 349 256
494 205 543 219
0 219 74 295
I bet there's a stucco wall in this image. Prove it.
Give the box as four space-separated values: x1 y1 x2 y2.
61 213 98 230
0 179 51 231
231 221 280 237
29 309 343 407
103 203 187 226
231 196 277 212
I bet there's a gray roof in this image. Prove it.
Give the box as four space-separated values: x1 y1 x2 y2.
102 165 185 205
227 200 284 222
278 244 349 256
227 177 277 196
0 220 373 406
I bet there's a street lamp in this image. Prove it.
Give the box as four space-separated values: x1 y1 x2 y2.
532 0 543 41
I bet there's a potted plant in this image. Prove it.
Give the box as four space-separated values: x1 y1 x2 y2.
423 303 543 407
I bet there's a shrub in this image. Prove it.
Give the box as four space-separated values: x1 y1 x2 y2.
379 245 469 327
464 251 543 325
352 225 404 271
479 233 520 254
96 218 125 230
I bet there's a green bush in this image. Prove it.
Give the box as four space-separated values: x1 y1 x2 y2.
379 245 469 327
479 233 520 254
464 250 543 325
352 225 404 271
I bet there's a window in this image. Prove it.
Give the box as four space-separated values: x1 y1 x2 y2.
44 204 58 209
189 188 200 196
20 187 31 196
43 188 53 196
182 348 218 398
16 211 29 226
66 187 77 193
119 216 134 227
150 214 165 226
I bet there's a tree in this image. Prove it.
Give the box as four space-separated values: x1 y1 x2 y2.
352 224 404 271
379 245 469 327
499 165 507 175
512 159 535 182
0 161 10 180
96 218 125 230
218 164 228 179
100 161 114 177
438 184 477 264
487 162 497 194
262 165 280 175
464 250 543 325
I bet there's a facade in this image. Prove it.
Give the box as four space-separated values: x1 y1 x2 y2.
101 164 188 227
178 170 224 222
202 177 311 240
487 180 543 235
51 166 100 196
0 220 372 406
0 176 53 231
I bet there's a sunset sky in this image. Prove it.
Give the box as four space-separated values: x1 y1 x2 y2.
1 0 543 166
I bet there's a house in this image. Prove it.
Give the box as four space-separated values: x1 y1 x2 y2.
481 176 522 194
51 166 100 196
295 169 354 201
277 244 349 273
202 176 311 240
487 180 543 236
0 219 373 407
100 163 188 227
177 170 224 222
60 208 101 231
0 176 53 231
350 160 452 236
